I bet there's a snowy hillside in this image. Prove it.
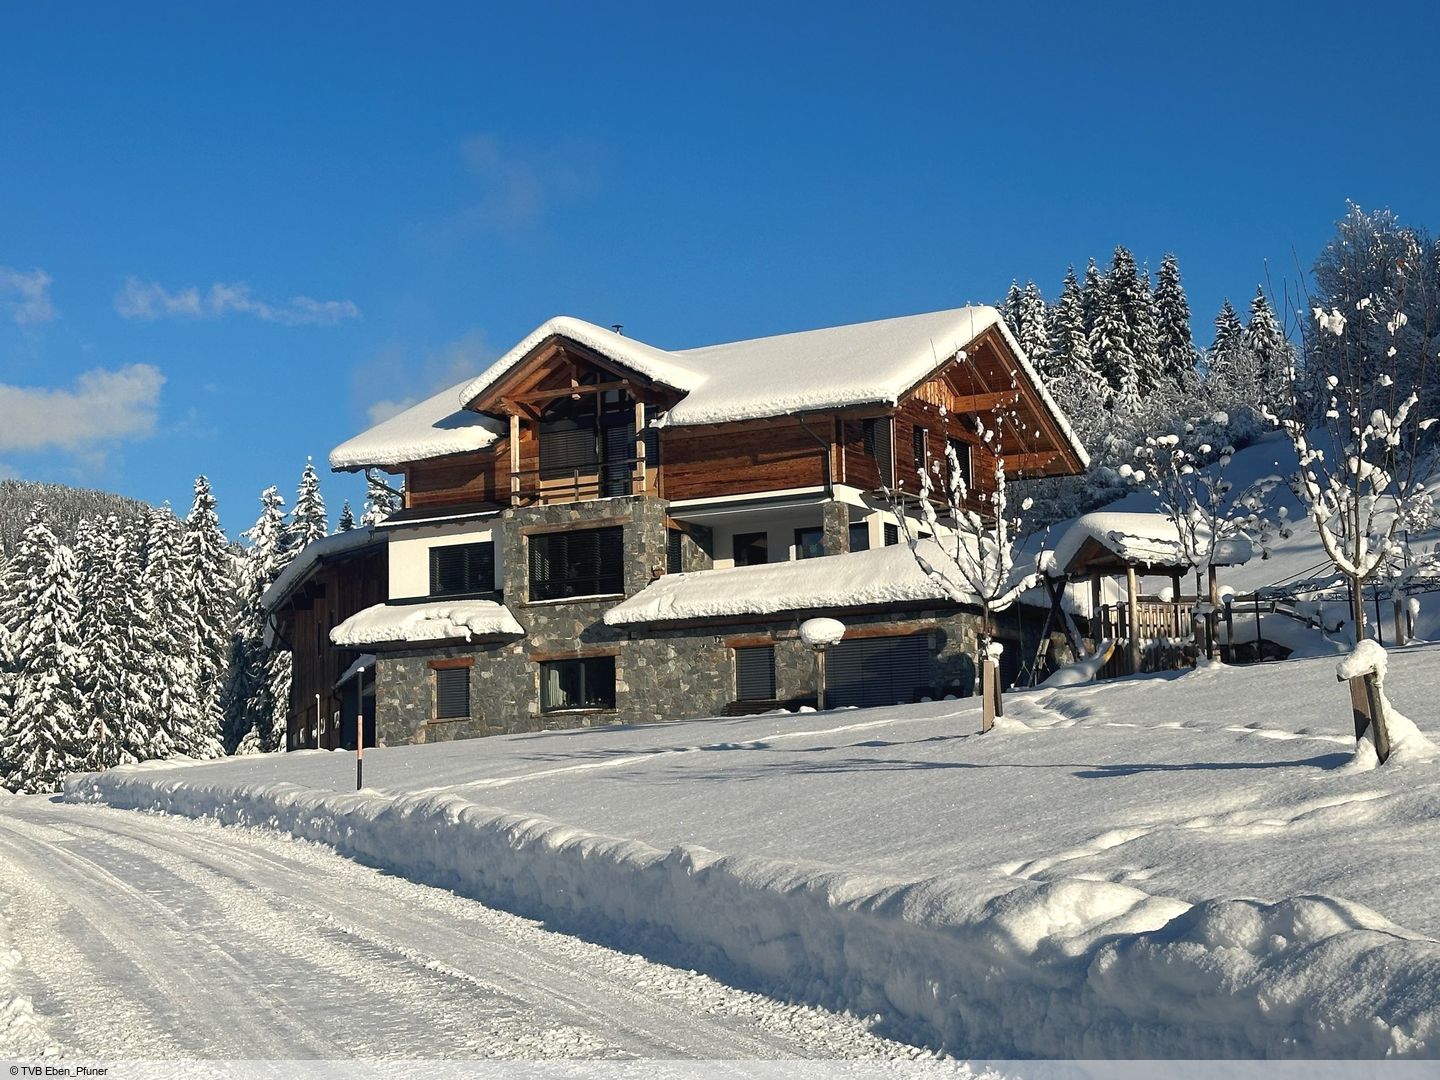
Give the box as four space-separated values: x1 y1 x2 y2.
0 479 150 558
63 642 1440 1058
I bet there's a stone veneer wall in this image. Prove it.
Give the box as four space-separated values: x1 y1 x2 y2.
369 493 1046 744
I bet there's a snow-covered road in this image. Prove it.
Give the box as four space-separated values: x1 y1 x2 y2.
0 798 919 1062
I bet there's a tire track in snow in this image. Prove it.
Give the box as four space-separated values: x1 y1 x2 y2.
0 800 921 1061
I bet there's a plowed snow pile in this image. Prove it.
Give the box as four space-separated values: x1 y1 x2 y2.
67 645 1440 1058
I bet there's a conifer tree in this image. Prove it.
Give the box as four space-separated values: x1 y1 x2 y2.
0 513 88 792
1207 299 1246 387
1000 281 1024 333
360 472 403 526
182 476 234 749
1047 266 1100 391
1013 281 1052 374
1154 253 1199 388
1089 248 1141 409
1081 259 1104 339
226 486 295 752
337 500 356 532
73 518 144 770
292 459 329 548
1243 287 1293 389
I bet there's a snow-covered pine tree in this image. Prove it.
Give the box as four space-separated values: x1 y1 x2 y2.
1154 253 1199 389
1013 282 1052 374
0 512 88 792
337 500 356 532
1089 248 1141 409
142 505 220 760
72 517 142 770
225 485 296 753
360 472 403 526
1047 266 1101 392
1206 300 1246 386
1243 287 1294 393
1080 259 1104 341
1131 263 1165 395
292 458 329 549
181 476 235 753
1000 281 1024 333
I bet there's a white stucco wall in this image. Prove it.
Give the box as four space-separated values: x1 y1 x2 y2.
388 519 503 600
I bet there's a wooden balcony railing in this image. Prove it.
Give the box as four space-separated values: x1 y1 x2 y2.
510 455 649 506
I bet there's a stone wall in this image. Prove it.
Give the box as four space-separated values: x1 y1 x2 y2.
368 492 1048 744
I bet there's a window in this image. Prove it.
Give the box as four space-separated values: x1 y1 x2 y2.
862 418 894 486
949 438 972 491
827 633 932 708
913 426 928 470
794 526 825 560
734 646 776 701
666 528 684 575
848 522 870 552
538 397 601 480
733 531 769 567
540 656 616 712
528 527 624 601
429 541 495 597
435 667 470 719
884 522 899 546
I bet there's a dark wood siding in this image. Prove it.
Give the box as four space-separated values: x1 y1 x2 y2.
660 419 829 501
407 446 510 509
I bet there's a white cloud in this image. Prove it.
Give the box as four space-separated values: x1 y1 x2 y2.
0 365 164 452
116 277 360 326
356 330 495 425
0 266 58 325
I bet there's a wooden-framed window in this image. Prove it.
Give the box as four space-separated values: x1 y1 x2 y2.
540 656 616 712
862 417 894 487
528 527 624 601
435 667 470 719
734 645 776 701
732 531 768 567
948 437 972 491
848 522 870 552
794 526 824 560
429 541 495 597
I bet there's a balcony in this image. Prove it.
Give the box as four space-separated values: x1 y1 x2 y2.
510 453 653 506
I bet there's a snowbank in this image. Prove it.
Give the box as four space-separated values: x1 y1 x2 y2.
66 765 1440 1058
330 599 523 647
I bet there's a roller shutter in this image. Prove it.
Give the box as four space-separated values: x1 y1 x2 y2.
734 645 776 701
435 667 470 719
827 633 931 708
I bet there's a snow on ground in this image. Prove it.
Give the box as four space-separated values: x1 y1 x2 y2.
0 798 935 1062
66 643 1440 1058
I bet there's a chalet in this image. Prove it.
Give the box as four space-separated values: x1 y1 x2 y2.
263 306 1088 750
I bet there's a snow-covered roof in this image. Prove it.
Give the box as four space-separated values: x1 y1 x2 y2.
261 526 388 612
332 307 1088 472
606 540 977 626
1050 512 1253 576
330 379 505 472
330 600 524 648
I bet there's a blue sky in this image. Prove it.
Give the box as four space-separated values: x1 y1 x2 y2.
1 2 1436 536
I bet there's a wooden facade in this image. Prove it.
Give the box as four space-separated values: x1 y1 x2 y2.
273 547 388 750
390 322 1079 517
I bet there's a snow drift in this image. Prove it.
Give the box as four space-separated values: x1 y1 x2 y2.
66 766 1440 1058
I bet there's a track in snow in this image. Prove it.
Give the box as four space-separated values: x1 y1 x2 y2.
0 797 924 1061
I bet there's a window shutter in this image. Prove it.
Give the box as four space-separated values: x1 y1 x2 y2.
949 438 972 490
884 523 899 546
435 667 470 719
913 426 927 469
667 529 683 574
539 415 599 479
874 419 893 486
827 634 931 708
429 542 495 596
734 646 776 701
529 527 625 600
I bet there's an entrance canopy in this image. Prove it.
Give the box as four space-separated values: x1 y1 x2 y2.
1049 512 1253 579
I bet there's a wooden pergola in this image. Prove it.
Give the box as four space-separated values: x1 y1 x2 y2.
1051 513 1253 673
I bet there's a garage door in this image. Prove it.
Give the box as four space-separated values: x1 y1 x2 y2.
827 633 932 708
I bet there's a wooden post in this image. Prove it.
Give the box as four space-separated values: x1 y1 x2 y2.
1345 671 1392 764
816 648 827 711
1223 599 1235 663
1089 574 1102 649
509 413 522 506
356 665 366 789
314 693 320 749
1205 564 1219 661
1171 571 1183 637
1393 594 1406 647
1125 566 1141 674
981 657 998 733
634 398 647 494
